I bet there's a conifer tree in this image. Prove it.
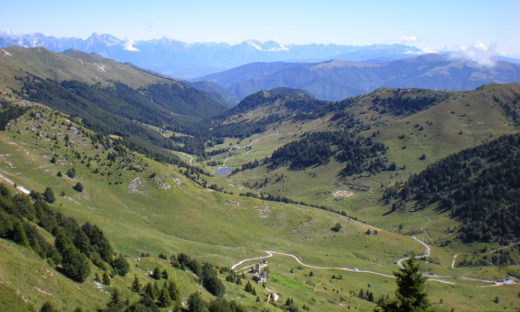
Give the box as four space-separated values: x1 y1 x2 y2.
105 288 126 312
152 266 161 279
188 292 206 312
158 285 172 307
379 254 430 312
10 220 29 247
43 187 56 203
168 279 179 301
131 274 141 293
143 282 157 300
103 272 111 286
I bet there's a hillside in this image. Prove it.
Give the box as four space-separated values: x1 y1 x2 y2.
0 46 228 163
2 87 520 311
205 84 520 241
197 54 520 101
1 47 520 310
382 133 520 243
0 102 439 312
0 46 163 91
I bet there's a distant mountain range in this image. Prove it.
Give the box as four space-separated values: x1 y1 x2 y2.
0 32 424 78
196 55 520 101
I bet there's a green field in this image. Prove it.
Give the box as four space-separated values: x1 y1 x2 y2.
0 101 519 311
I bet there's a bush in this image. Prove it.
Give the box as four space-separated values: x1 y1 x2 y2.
202 264 225 297
112 254 129 276
66 168 76 178
330 223 342 232
43 187 56 204
73 182 83 192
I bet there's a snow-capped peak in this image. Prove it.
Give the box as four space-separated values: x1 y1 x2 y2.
245 40 289 52
123 40 139 52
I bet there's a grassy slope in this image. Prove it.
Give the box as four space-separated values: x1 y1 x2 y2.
199 85 520 310
0 46 165 92
0 106 417 311
217 84 520 214
0 101 518 311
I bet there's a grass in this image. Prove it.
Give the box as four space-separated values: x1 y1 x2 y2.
1 103 520 311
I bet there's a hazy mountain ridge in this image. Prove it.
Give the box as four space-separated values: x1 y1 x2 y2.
0 32 424 78
199 54 520 101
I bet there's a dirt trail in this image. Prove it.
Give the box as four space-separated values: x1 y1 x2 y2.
451 241 520 269
396 236 430 268
231 249 455 284
0 171 30 194
231 236 519 287
178 152 194 164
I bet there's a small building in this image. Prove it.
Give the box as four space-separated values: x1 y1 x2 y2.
253 270 268 283
250 263 260 274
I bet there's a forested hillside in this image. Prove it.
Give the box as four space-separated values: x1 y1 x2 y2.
383 134 520 243
269 131 388 175
0 183 127 283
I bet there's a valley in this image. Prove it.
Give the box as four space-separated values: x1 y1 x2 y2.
0 46 519 312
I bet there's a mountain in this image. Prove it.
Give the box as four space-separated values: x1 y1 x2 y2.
197 62 301 88
196 54 520 101
383 133 520 243
0 32 424 78
220 83 520 209
2 78 520 310
0 46 227 163
185 80 239 106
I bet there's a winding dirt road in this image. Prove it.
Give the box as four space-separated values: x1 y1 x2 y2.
231 236 518 287
451 241 520 269
396 236 430 268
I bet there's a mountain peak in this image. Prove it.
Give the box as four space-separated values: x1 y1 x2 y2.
244 40 289 52
87 33 122 46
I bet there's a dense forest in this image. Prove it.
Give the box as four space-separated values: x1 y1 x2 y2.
0 183 128 282
382 134 520 243
16 75 184 164
0 101 28 130
269 131 388 174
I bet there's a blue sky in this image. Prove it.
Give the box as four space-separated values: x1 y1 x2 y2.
1 0 519 55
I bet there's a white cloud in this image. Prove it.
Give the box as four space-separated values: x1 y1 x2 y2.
450 41 496 66
123 40 139 52
420 47 437 54
400 35 417 42
0 29 12 36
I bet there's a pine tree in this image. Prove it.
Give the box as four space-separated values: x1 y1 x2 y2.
43 187 56 203
61 247 90 282
152 266 161 279
73 182 83 192
168 279 179 301
380 254 430 312
158 285 172 307
131 275 141 293
102 272 111 286
161 269 169 279
10 220 29 247
40 302 58 312
105 288 126 312
112 254 129 276
188 292 206 312
244 281 252 293
143 282 157 300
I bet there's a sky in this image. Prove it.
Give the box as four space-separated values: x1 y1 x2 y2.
1 0 519 55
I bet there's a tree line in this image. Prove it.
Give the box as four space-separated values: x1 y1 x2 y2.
0 183 128 282
268 131 388 175
383 134 520 243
